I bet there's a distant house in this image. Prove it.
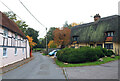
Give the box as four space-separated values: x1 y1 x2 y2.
0 11 30 68
71 14 120 55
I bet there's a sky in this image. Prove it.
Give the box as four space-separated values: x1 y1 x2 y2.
0 0 119 38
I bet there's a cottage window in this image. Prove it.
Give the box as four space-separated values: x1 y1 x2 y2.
106 32 114 37
15 48 17 55
3 48 7 57
3 29 8 38
15 34 18 40
104 43 113 49
97 44 103 48
73 37 78 41
22 48 24 54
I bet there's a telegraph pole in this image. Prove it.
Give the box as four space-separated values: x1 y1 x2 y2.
46 28 48 54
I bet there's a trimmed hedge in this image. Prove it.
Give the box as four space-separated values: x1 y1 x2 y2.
56 46 115 63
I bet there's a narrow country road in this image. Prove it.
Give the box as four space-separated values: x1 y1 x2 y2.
2 52 65 79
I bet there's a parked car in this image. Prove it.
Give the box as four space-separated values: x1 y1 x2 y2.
49 50 57 56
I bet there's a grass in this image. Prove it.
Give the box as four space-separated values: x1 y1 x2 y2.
42 53 47 56
55 56 120 67
33 48 44 51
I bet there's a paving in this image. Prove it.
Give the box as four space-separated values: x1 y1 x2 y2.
64 60 119 79
2 52 65 79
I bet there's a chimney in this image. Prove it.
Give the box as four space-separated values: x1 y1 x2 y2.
94 14 101 21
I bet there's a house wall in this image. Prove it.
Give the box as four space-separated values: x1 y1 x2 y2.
70 42 120 55
113 42 120 55
0 26 30 68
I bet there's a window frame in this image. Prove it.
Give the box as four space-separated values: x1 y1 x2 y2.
104 43 113 49
22 48 24 54
3 48 7 57
106 32 114 37
15 34 18 40
15 48 17 55
3 29 8 38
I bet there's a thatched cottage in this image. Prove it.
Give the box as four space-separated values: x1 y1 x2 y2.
71 14 120 55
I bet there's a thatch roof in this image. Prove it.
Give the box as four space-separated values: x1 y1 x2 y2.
71 15 120 43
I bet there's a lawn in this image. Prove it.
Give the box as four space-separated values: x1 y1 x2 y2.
55 56 120 67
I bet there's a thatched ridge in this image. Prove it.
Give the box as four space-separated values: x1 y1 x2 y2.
71 15 120 43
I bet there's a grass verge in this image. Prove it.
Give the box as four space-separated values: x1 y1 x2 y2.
42 53 47 56
55 56 120 67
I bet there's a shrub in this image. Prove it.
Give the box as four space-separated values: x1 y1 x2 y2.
95 47 105 58
56 47 99 63
101 48 108 55
106 50 114 57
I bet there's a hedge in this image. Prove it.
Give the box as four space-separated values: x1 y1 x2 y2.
56 46 115 63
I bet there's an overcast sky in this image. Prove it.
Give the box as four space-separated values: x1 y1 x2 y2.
0 0 119 38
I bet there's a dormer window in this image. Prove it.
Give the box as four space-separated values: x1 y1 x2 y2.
73 36 79 41
106 31 114 37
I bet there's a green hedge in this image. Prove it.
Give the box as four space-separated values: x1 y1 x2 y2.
56 46 114 63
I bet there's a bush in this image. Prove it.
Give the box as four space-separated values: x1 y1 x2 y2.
95 47 105 58
56 47 99 63
106 50 114 57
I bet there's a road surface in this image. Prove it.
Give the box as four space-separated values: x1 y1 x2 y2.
2 52 65 79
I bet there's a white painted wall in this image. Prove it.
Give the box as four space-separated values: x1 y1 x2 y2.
0 26 30 68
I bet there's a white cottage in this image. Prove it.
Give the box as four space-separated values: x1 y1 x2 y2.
0 11 30 68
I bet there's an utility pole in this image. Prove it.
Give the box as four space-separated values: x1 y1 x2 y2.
46 28 48 54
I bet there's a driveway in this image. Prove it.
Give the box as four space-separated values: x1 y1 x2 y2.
2 52 65 79
64 60 119 79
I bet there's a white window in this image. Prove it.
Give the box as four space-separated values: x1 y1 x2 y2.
15 48 17 55
22 48 24 54
15 34 18 40
3 29 8 38
3 48 7 57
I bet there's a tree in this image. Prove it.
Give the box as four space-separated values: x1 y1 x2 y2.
4 11 28 33
47 27 56 43
3 11 17 22
25 28 39 44
26 35 37 57
48 40 57 48
53 27 71 48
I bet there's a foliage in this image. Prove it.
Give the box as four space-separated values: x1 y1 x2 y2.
26 35 37 47
4 11 28 33
55 56 120 67
53 27 71 48
95 47 105 58
57 46 115 63
57 47 99 63
4 11 39 48
47 27 56 44
25 28 39 44
106 49 115 57
48 40 57 48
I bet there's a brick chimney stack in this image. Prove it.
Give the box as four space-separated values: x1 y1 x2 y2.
94 14 101 21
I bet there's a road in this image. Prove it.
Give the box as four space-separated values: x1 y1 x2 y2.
2 52 65 79
64 60 119 79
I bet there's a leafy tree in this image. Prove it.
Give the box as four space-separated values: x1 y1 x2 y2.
48 40 57 48
4 11 28 33
25 28 39 44
26 35 37 47
47 27 56 43
3 11 17 22
53 27 71 48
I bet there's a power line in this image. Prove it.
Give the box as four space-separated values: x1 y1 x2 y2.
0 0 23 20
19 0 46 28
